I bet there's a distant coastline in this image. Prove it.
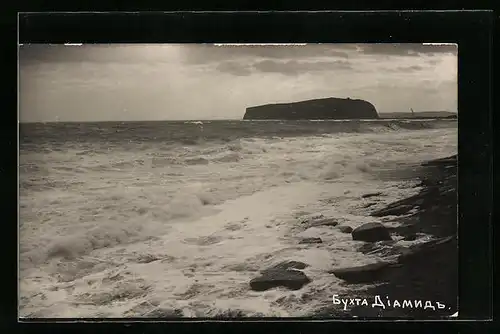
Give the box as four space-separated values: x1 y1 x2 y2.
379 111 457 119
19 112 457 125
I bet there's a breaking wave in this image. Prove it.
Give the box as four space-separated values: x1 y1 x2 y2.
19 119 457 318
20 119 456 145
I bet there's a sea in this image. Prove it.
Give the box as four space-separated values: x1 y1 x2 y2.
19 119 457 318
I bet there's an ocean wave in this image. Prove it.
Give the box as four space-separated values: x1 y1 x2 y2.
180 138 205 146
151 156 182 167
273 155 382 183
211 152 241 163
20 119 456 148
185 157 210 165
19 120 457 318
44 224 149 261
20 177 226 266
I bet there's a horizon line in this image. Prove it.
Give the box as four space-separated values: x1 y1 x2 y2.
19 113 458 124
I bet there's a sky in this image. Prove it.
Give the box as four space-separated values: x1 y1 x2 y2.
19 43 457 122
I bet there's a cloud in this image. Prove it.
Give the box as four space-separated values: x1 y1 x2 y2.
20 43 457 122
181 44 352 66
19 44 180 65
359 43 457 57
181 43 456 68
385 65 425 72
427 59 441 65
252 59 352 75
401 65 424 71
182 43 456 78
214 57 354 76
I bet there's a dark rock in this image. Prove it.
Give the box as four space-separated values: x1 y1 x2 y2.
299 237 322 244
329 262 395 283
338 226 353 233
421 155 457 167
362 192 382 198
262 260 309 273
389 223 419 237
371 204 414 217
357 240 397 254
135 254 161 264
398 236 455 264
243 97 379 120
337 155 458 317
352 223 392 242
309 218 339 227
357 242 377 254
250 269 311 291
370 192 426 216
355 239 406 259
403 234 418 241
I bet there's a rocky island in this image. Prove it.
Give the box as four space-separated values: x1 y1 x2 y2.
243 97 379 120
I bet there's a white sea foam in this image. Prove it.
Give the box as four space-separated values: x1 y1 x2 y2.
19 125 457 318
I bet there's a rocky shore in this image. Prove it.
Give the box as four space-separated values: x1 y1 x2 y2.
315 154 458 318
246 154 457 319
135 154 458 319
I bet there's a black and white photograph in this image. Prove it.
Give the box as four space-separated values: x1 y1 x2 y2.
19 43 458 318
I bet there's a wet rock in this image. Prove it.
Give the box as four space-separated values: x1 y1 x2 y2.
398 236 455 264
262 260 309 273
360 243 407 258
403 234 417 241
329 262 395 283
370 190 429 217
309 217 339 227
422 155 457 166
250 269 311 291
338 226 353 233
352 222 392 242
362 192 382 198
299 237 322 244
371 204 414 217
357 240 397 254
357 243 375 254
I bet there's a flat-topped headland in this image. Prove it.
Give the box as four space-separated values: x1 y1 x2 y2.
243 97 379 120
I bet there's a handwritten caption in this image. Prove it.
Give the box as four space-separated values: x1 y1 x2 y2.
332 295 448 311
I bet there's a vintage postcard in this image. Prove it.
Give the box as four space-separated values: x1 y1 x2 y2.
19 43 458 318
